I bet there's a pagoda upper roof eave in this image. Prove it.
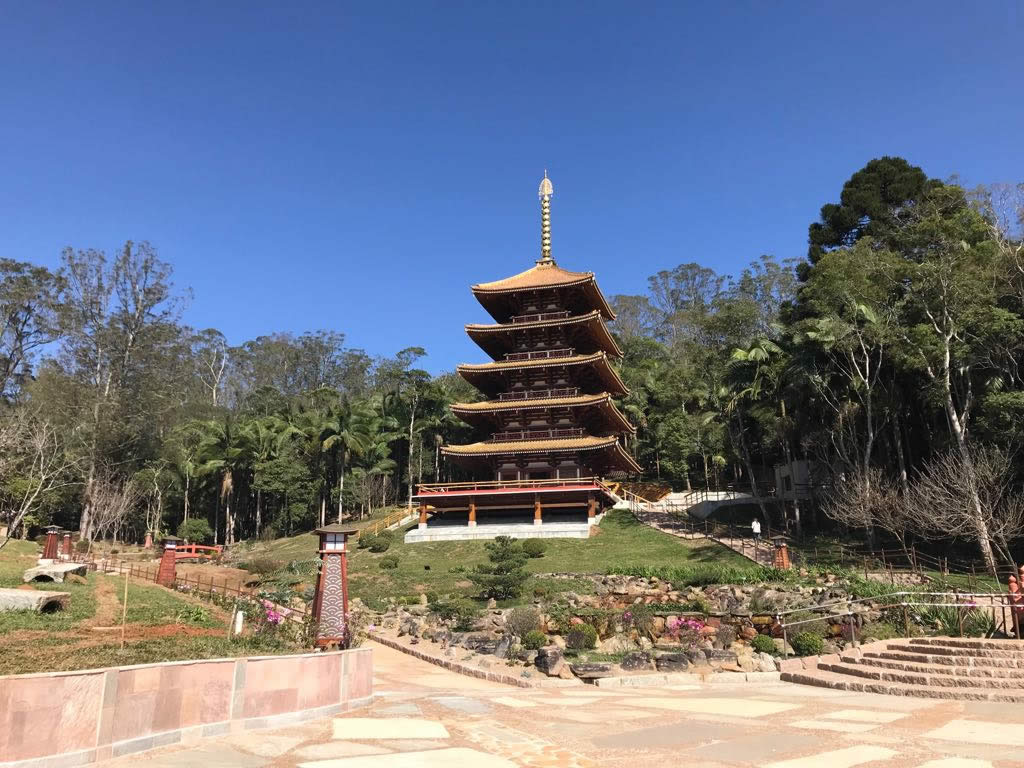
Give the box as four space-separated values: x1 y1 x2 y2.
450 393 636 434
470 261 616 322
456 352 629 397
465 310 623 360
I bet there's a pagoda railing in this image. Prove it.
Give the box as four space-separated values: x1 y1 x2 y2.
497 387 580 401
504 347 575 362
417 476 604 494
489 427 585 442
510 310 571 324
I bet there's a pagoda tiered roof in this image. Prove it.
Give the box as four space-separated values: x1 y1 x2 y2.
442 435 641 474
471 261 616 323
465 309 622 360
451 392 635 435
456 351 629 398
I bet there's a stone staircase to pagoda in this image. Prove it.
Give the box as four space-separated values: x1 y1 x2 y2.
781 637 1024 701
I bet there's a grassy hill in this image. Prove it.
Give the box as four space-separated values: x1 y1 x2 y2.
244 510 755 609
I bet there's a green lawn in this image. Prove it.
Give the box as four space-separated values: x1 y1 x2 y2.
250 509 756 609
114 579 223 628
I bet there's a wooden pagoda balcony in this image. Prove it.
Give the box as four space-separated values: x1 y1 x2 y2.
489 427 585 442
497 387 579 401
504 347 575 362
510 310 570 324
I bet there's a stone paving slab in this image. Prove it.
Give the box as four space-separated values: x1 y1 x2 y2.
297 747 517 768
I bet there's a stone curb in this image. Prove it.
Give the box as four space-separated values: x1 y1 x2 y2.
368 632 581 688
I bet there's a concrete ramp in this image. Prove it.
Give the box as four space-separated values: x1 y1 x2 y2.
0 587 70 613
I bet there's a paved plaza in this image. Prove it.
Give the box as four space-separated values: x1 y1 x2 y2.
102 641 1024 768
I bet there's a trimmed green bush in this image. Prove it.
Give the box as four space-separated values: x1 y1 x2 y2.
750 633 777 655
379 554 399 570
566 623 598 650
356 532 377 550
368 530 393 553
506 606 541 637
522 630 548 650
430 598 480 631
791 631 824 657
468 536 529 599
521 539 547 558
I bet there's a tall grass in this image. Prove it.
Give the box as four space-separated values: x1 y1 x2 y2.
605 563 787 586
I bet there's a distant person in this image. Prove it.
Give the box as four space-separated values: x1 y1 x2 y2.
751 518 762 541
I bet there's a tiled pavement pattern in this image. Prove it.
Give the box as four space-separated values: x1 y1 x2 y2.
99 641 1024 768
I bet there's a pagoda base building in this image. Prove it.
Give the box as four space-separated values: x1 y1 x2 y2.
407 175 640 542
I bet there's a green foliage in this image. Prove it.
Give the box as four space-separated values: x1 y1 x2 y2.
506 606 540 637
566 623 598 650
468 536 529 600
367 530 393 553
622 603 656 638
522 630 548 650
608 564 781 587
859 622 901 642
750 633 777 655
379 554 399 570
177 518 214 544
74 539 90 553
790 631 825 657
176 604 211 624
521 539 547 558
429 597 479 631
356 532 378 550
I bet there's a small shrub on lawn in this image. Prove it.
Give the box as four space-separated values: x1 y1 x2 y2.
566 623 598 650
379 554 399 570
521 539 547 558
356 532 377 550
522 630 548 650
468 536 529 599
176 604 211 624
74 539 90 553
177 518 214 544
750 633 777 655
368 530 394 553
506 606 541 637
791 632 824 657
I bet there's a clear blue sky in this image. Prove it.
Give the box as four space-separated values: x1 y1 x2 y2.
1 2 1021 373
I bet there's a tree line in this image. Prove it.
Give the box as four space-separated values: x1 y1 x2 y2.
611 157 1024 574
2 156 1023 574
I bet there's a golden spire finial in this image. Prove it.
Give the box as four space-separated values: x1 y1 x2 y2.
538 171 554 264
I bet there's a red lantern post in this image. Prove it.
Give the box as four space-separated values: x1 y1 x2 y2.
41 525 61 562
313 524 356 649
157 535 181 587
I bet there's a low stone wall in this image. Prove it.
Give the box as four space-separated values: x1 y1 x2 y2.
0 647 372 768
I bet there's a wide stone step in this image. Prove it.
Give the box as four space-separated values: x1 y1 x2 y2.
883 642 1024 661
781 668 1024 702
864 649 1024 669
908 637 1024 651
844 654 1024 680
820 661 1024 689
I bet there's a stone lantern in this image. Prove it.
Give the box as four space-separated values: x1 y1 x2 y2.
312 524 357 649
40 525 61 563
157 535 181 586
61 530 72 560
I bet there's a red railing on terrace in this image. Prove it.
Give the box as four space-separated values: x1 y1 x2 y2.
510 311 570 324
504 348 575 362
497 387 579 401
489 427 584 442
417 476 607 494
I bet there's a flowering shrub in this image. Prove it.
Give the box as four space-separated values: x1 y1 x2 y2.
664 617 705 648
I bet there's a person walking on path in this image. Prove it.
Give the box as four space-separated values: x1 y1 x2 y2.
751 518 762 541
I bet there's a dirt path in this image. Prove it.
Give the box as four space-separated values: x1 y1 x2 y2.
85 572 122 627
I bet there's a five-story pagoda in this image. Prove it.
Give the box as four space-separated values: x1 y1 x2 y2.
407 175 640 542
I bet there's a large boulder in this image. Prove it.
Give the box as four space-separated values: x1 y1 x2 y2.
569 662 614 680
535 647 565 677
599 634 638 654
621 651 654 671
463 634 498 654
654 653 690 672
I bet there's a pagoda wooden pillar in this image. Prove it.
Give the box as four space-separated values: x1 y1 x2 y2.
534 495 542 526
468 499 477 527
587 493 597 522
418 505 428 530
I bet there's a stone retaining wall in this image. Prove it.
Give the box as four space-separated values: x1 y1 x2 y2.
0 647 372 768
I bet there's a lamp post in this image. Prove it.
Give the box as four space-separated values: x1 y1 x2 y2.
157 535 181 586
41 525 61 563
313 524 356 650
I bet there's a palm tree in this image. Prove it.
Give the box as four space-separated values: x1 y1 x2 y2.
241 414 296 536
197 415 248 545
321 396 374 523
